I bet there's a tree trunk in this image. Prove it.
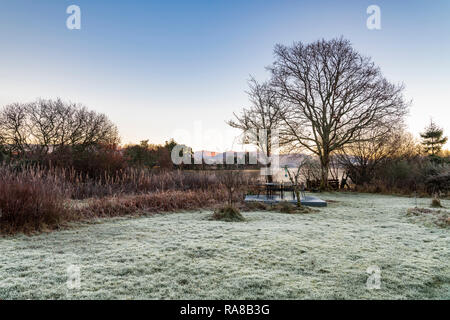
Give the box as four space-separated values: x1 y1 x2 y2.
266 129 273 183
320 154 330 190
294 189 302 207
266 162 273 183
229 191 233 206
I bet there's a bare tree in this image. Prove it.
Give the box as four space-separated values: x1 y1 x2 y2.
270 37 408 188
0 103 30 155
0 98 120 157
217 170 244 206
228 77 283 182
300 157 322 183
285 159 308 208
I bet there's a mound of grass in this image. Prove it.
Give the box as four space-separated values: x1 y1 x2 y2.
211 205 245 222
244 201 269 211
431 197 443 208
406 207 450 228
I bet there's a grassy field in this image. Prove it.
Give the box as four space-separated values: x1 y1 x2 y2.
0 193 448 299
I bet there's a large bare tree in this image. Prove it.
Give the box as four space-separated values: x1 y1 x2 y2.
270 37 408 188
228 77 283 182
0 98 120 157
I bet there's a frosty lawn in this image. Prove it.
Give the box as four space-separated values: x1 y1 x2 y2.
0 193 448 299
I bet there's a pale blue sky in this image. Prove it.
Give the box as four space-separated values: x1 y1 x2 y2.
0 0 449 150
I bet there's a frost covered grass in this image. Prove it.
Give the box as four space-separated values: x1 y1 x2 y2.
406 207 449 228
0 193 448 299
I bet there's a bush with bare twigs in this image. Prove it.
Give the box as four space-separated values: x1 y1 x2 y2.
0 167 70 234
216 170 254 206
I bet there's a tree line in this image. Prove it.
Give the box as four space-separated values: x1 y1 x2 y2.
0 99 180 177
0 98 119 158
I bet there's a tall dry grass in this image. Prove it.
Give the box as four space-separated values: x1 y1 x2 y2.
74 190 231 219
0 164 255 234
68 168 226 199
2 164 232 198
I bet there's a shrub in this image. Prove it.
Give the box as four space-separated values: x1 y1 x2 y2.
425 171 450 195
0 167 70 234
350 157 449 196
123 140 174 170
47 144 128 181
216 170 254 206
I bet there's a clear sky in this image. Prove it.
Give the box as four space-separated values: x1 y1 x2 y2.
0 0 449 151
